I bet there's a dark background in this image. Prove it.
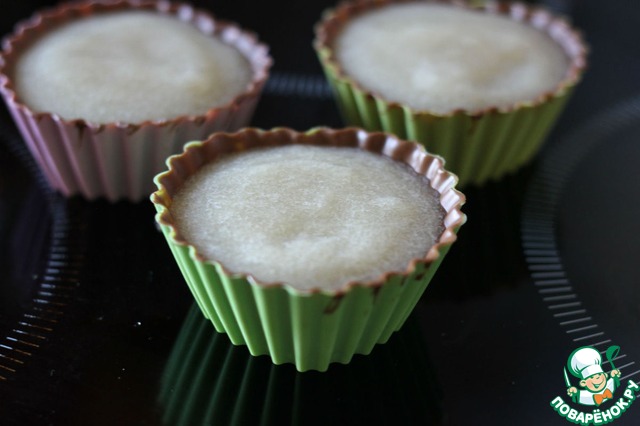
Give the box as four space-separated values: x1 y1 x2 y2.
1 1 640 425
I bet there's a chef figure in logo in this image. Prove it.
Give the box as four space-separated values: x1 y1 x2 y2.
566 346 621 406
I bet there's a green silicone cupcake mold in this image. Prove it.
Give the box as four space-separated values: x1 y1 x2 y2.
313 0 587 186
151 127 466 372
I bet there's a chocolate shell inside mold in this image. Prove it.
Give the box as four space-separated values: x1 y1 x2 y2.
313 0 587 117
0 0 273 128
151 127 466 295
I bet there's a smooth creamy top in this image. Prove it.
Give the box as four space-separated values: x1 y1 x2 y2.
14 11 252 123
335 3 569 114
171 145 444 291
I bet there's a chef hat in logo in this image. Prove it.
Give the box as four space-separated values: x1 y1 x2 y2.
568 347 604 379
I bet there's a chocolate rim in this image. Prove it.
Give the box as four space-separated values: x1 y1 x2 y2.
151 127 467 295
313 0 588 117
0 0 272 130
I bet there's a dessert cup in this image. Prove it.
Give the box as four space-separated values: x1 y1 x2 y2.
0 0 272 201
151 127 466 371
314 0 587 186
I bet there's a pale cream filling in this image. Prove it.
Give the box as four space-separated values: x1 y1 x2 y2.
335 3 569 113
15 11 252 123
171 145 444 291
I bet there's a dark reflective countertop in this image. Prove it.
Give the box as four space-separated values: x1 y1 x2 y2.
1 1 640 425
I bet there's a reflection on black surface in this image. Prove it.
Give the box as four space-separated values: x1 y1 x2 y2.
160 304 443 426
558 100 640 363
0 136 51 364
0 182 50 327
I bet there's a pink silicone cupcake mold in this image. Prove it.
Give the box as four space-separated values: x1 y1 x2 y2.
0 0 272 201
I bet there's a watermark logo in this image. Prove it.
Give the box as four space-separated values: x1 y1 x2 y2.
550 345 639 425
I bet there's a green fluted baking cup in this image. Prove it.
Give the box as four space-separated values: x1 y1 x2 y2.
313 0 588 187
151 127 466 372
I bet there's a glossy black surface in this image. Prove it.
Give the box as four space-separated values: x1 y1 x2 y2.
1 1 640 425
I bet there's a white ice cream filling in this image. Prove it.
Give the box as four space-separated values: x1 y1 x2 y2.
335 3 569 114
15 11 252 123
171 144 445 291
